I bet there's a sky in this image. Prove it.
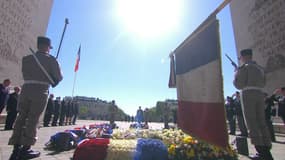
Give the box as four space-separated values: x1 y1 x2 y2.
46 0 238 115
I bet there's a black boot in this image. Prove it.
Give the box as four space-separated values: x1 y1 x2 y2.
19 145 41 159
262 146 274 160
9 145 21 160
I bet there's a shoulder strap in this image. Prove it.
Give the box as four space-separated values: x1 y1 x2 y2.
31 53 55 86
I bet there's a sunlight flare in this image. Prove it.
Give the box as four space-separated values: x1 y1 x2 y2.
115 0 184 38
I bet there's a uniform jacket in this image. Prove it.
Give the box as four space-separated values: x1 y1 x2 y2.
22 52 63 87
233 60 265 90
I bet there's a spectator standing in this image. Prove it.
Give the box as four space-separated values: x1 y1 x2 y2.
4 86 20 130
0 79 11 114
136 106 144 126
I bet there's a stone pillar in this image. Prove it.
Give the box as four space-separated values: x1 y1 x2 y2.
0 0 53 86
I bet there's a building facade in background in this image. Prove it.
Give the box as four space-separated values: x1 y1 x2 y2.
230 0 285 93
0 0 53 85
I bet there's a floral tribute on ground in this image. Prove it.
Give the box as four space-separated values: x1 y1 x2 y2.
45 123 238 160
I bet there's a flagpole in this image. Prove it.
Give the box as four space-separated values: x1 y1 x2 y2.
56 18 69 59
72 71 77 98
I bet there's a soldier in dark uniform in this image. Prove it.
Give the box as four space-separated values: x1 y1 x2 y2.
233 91 248 137
0 79 11 114
273 87 285 125
51 97 61 126
8 36 63 160
59 99 66 126
225 96 236 135
143 108 149 129
233 49 273 160
264 93 276 142
65 100 73 125
43 94 54 127
4 86 21 130
72 100 79 125
108 100 118 129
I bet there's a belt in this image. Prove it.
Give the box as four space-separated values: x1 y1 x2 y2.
24 80 50 86
243 86 263 91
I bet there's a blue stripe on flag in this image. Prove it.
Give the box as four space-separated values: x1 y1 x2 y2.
175 19 219 75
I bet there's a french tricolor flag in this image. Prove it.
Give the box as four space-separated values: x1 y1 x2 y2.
171 17 228 148
74 45 81 72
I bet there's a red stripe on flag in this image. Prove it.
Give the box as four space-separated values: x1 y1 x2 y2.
178 100 228 148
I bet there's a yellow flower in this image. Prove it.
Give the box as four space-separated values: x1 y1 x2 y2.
168 144 176 155
183 136 194 144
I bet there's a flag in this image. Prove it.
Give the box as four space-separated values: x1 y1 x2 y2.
74 45 81 72
172 17 228 148
168 54 176 88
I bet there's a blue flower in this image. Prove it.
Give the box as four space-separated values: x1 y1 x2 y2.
134 138 168 160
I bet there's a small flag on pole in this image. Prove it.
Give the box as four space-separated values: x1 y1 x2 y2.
74 45 81 72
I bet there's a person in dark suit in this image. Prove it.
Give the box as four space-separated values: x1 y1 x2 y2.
43 94 54 127
0 79 11 114
4 86 21 130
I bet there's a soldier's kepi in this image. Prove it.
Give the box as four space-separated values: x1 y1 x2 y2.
233 49 274 160
8 36 63 160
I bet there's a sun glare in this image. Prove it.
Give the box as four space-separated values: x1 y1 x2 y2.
115 0 183 38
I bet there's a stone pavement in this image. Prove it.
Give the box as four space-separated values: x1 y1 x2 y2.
0 120 284 160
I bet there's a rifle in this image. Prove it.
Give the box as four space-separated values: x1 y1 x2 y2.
225 54 238 69
29 47 35 54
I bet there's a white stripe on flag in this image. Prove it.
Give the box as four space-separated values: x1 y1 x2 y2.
176 60 223 103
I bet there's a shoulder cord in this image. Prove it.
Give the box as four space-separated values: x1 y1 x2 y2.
31 53 55 86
